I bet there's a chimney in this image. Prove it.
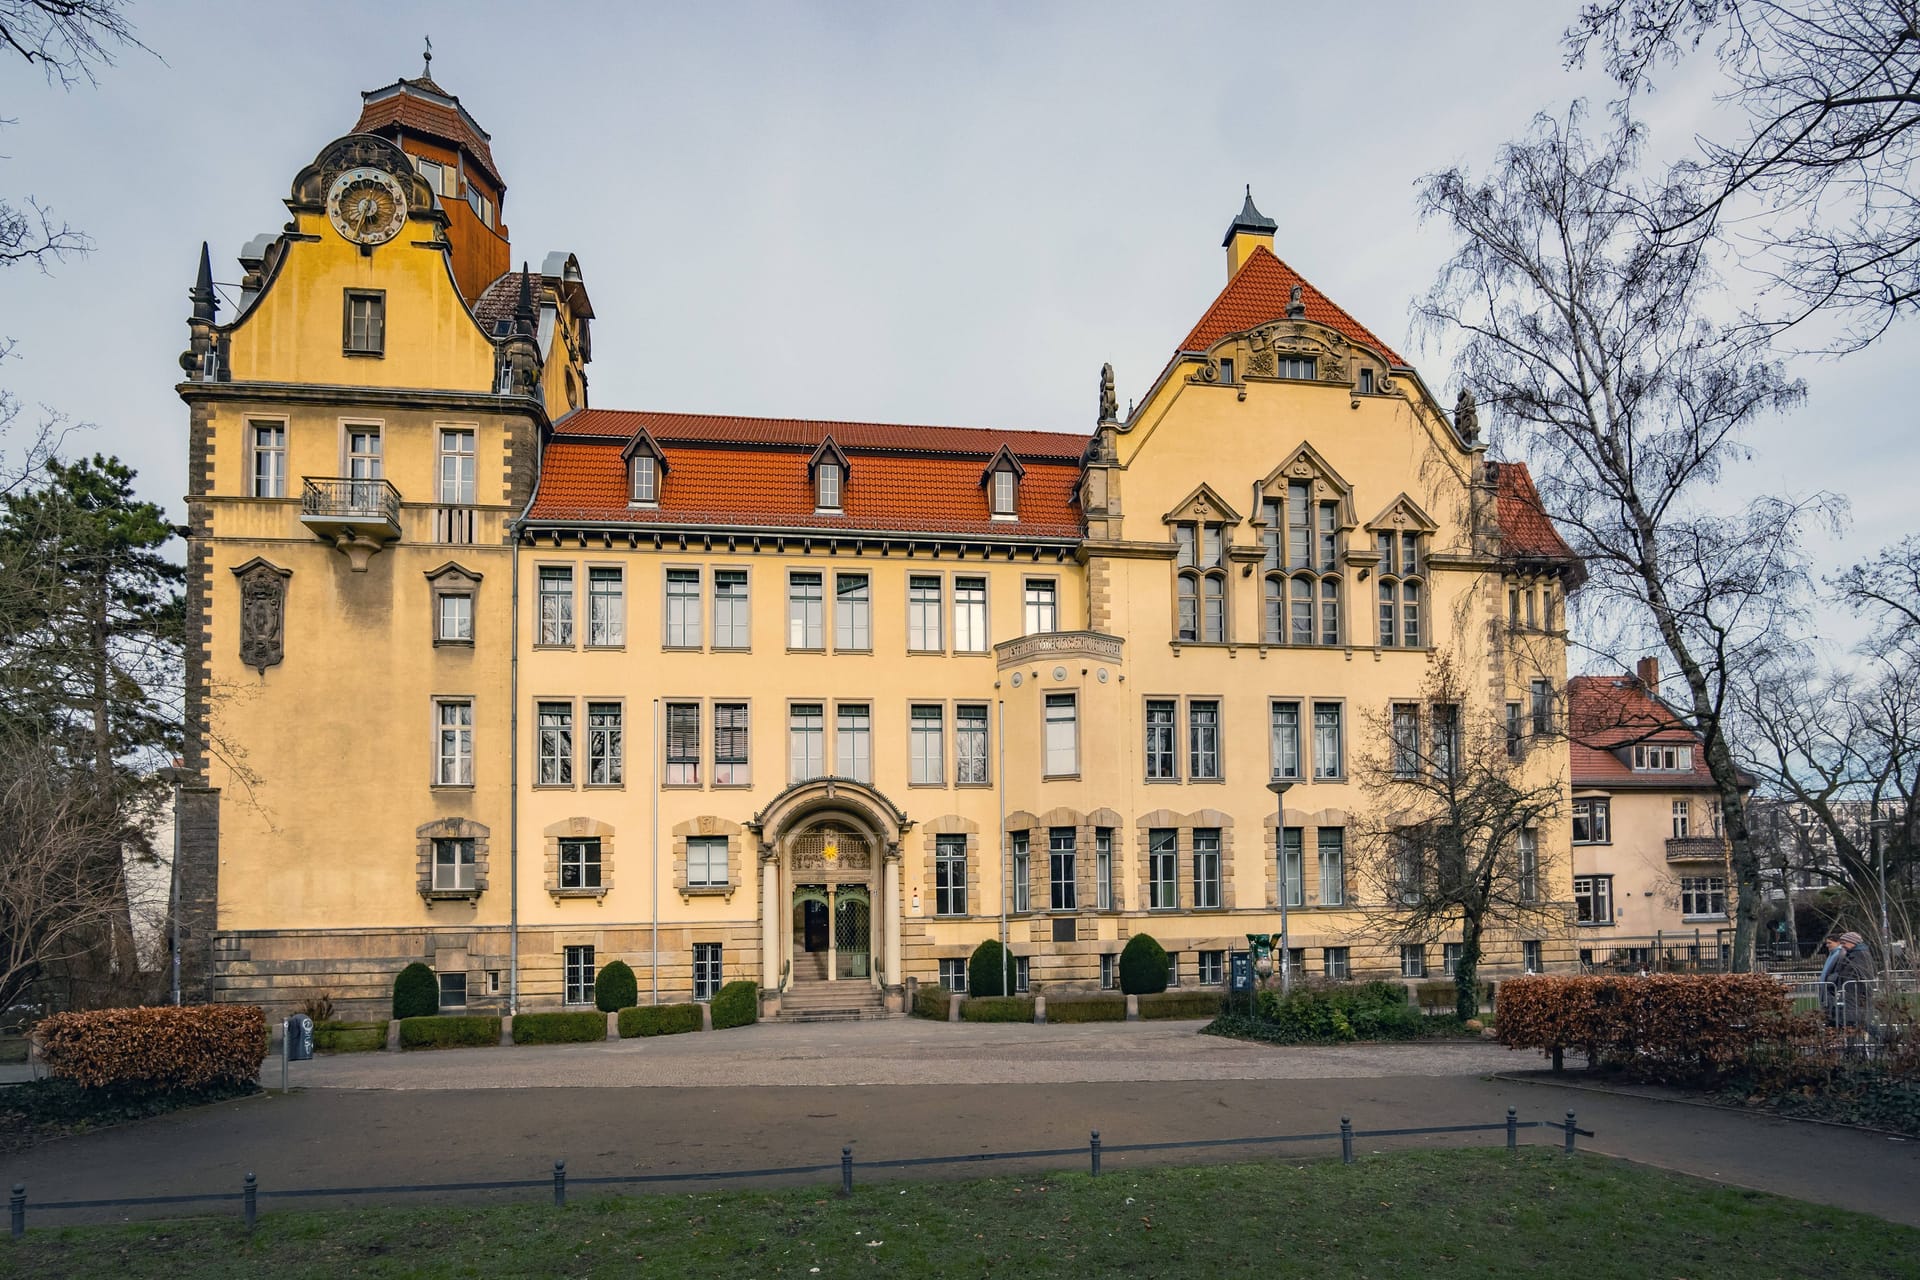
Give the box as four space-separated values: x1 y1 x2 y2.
1222 185 1277 280
1636 656 1660 690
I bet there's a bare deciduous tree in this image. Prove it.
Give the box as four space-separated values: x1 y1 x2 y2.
1348 654 1568 1018
1417 106 1824 970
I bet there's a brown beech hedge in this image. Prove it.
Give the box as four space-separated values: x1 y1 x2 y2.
38 1004 268 1091
1497 974 1793 1080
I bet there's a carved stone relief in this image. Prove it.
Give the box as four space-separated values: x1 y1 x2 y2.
232 558 292 675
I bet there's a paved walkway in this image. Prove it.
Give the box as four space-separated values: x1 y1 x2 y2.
6 1020 1917 1230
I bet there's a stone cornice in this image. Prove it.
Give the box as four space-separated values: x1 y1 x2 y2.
1077 539 1177 562
177 380 549 431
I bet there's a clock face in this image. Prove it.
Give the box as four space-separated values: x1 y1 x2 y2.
326 167 410 246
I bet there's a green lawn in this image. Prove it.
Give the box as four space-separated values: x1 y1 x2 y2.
5 1148 1915 1280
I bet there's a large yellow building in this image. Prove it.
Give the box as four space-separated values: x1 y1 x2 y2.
175 75 1581 1018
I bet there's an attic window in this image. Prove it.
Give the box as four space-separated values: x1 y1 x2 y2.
816 461 842 512
1358 369 1375 395
991 468 1017 518
630 455 657 505
1277 356 1317 381
1632 743 1693 772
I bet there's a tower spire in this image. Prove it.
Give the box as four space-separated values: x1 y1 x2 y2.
190 242 218 323
513 262 536 334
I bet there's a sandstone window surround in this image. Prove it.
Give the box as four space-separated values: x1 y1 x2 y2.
425 561 481 648
1005 807 1121 916
415 817 490 905
1133 809 1238 914
672 816 743 902
544 816 614 902
918 815 981 920
1164 482 1242 647
1365 495 1438 652
1262 806 1350 910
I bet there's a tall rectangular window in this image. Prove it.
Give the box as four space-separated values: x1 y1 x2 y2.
713 570 749 649
629 454 657 504
559 839 601 891
1095 828 1114 911
935 833 967 916
1193 828 1221 909
1522 940 1543 972
536 701 572 786
1317 828 1345 906
438 429 476 505
1506 702 1524 760
1188 700 1221 781
563 945 595 1004
436 699 473 786
1280 828 1303 907
692 942 722 999
952 576 988 653
1572 797 1610 845
835 703 871 782
992 468 1017 516
714 702 750 786
1516 828 1538 902
1270 700 1301 781
587 567 624 647
664 569 701 648
343 289 385 354
437 591 473 644
1312 702 1344 779
432 838 475 892
1400 944 1427 978
1024 579 1058 635
346 425 383 480
665 702 700 786
1044 693 1078 777
1672 800 1691 839
1146 699 1178 780
815 461 842 511
587 701 623 786
1391 702 1420 778
910 704 945 785
250 422 286 498
908 576 943 652
538 566 574 646
955 704 989 785
1574 875 1614 924
1011 831 1031 913
787 572 824 650
834 573 870 650
788 703 825 783
1049 827 1077 911
1431 703 1459 779
688 838 728 888
1531 679 1554 736
1149 828 1178 910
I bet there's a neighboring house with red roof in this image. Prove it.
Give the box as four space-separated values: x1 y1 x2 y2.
1567 660 1743 966
174 75 1585 1017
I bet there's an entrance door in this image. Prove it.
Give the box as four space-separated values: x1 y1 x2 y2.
835 885 871 981
802 899 828 952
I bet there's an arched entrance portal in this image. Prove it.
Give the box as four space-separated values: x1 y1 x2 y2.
750 779 910 1012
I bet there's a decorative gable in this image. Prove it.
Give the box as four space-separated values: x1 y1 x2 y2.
1257 442 1356 528
1364 493 1440 536
1161 481 1242 527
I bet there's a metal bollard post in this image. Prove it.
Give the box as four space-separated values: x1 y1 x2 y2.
1090 1130 1102 1177
841 1146 854 1197
1339 1116 1354 1165
10 1184 24 1240
1563 1110 1577 1155
1506 1107 1517 1151
553 1160 567 1207
243 1173 257 1234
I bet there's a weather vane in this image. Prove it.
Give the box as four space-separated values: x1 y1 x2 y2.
423 35 433 78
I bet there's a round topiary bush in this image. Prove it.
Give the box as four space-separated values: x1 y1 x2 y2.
1118 933 1170 995
711 980 759 1029
968 939 1011 997
594 959 638 1012
392 962 438 1020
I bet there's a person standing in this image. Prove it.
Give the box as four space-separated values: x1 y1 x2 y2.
1830 932 1877 1031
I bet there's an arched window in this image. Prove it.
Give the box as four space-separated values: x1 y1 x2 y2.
1261 479 1342 644
1175 521 1227 643
1377 530 1424 647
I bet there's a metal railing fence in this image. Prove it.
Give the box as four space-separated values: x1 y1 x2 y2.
7 1107 1592 1239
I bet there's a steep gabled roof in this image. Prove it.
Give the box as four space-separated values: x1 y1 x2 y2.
557 409 1090 460
1568 675 1720 790
354 76 504 191
1178 245 1406 365
1490 461 1579 567
473 270 536 334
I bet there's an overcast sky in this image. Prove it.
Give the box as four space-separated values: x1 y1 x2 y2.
4 2 1912 592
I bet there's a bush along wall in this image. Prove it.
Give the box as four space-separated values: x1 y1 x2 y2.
912 984 954 1019
393 963 438 1020
962 996 1035 1023
968 940 1011 997
313 1020 389 1054
37 1005 267 1092
1044 996 1128 1023
1139 991 1226 1020
511 1011 607 1045
711 980 758 1029
1496 974 1794 1082
398 1015 500 1050
619 1003 702 1038
1119 934 1170 995
595 961 639 1013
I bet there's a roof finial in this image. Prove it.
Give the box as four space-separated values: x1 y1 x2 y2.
190 241 218 323
513 261 536 334
422 34 433 79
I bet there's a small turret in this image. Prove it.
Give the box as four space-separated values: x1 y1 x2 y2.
1222 186 1277 279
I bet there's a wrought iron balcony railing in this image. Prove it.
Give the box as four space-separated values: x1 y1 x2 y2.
1666 836 1731 863
301 476 401 524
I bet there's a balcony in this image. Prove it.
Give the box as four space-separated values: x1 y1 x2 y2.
301 477 402 571
1666 836 1730 863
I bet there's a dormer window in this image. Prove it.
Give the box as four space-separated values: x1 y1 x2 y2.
807 436 851 514
630 455 657 504
992 470 1015 517
1632 743 1693 772
816 461 842 512
982 445 1025 522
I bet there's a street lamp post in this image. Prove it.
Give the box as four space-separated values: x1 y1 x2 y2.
1869 814 1896 958
156 765 190 1006
1267 778 1295 996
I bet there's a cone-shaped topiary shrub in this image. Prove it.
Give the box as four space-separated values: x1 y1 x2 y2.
1119 933 1170 995
968 939 1011 997
393 962 439 1019
595 959 638 1012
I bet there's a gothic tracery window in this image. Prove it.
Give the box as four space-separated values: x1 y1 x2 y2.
1262 480 1341 645
1175 521 1228 643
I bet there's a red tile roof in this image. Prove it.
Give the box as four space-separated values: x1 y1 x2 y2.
529 418 1085 538
1491 461 1578 567
557 409 1090 461
1179 246 1407 365
1568 675 1718 789
354 78 504 191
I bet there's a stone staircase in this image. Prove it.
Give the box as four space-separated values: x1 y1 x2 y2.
778 951 891 1022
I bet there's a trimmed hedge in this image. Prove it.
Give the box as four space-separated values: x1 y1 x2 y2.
912 985 954 1019
963 996 1036 1023
1248 981 1424 1043
1119 934 1169 995
393 963 439 1019
1045 996 1128 1023
1140 991 1226 1020
595 960 638 1013
620 1003 702 1038
1497 974 1793 1081
37 1004 267 1092
711 980 758 1029
398 1015 500 1050
313 1020 388 1054
511 1011 607 1045
1416 980 1494 1014
968 940 1011 997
